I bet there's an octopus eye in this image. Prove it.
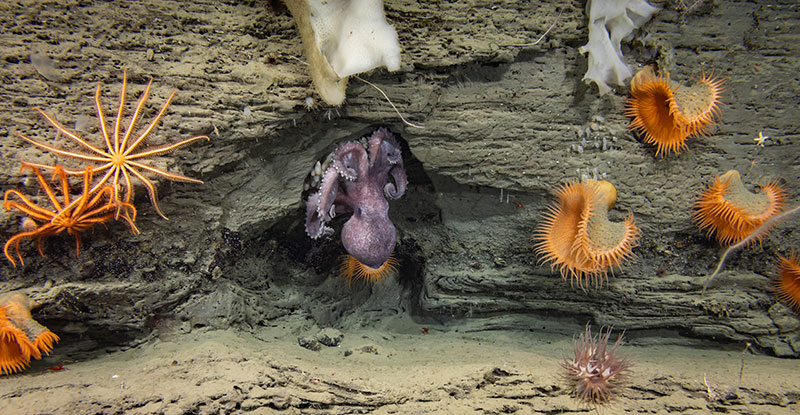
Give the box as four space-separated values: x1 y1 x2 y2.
356 207 363 216
385 147 401 164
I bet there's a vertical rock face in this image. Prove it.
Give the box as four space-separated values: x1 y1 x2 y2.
0 1 797 356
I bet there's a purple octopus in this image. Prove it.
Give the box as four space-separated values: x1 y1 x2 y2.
305 128 407 269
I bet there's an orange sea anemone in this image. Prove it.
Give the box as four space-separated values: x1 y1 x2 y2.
0 292 59 375
773 254 800 313
694 170 786 246
0 306 36 375
625 66 724 157
339 253 399 284
534 180 640 289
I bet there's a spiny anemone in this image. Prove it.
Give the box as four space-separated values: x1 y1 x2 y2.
561 324 631 405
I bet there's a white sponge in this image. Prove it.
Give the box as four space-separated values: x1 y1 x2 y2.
308 0 401 78
578 0 659 94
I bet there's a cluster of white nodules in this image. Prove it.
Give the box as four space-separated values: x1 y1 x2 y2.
571 115 619 154
577 167 607 183
305 154 335 192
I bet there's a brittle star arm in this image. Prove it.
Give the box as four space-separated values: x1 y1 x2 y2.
127 160 205 184
49 166 117 224
17 132 110 163
3 193 55 221
125 135 210 160
125 165 169 219
122 89 177 156
119 78 154 152
113 71 129 153
32 108 112 158
28 166 63 212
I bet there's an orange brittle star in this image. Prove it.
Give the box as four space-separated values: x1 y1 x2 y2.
17 69 209 220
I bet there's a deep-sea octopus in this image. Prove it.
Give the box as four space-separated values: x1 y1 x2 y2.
305 128 407 282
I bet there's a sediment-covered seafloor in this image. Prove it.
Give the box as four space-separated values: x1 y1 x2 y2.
0 0 798 413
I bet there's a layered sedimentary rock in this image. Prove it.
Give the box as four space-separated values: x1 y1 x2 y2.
0 0 797 356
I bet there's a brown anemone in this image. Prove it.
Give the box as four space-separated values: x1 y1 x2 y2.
561 325 631 405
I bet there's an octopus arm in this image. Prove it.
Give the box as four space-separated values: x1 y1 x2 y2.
333 195 354 214
368 128 398 163
384 166 408 200
368 128 403 179
305 192 333 239
305 167 340 239
333 142 369 182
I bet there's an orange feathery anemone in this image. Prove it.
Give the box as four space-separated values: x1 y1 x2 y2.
0 306 36 375
625 66 724 157
0 292 59 375
339 253 399 284
534 180 640 289
773 255 800 313
694 170 786 246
